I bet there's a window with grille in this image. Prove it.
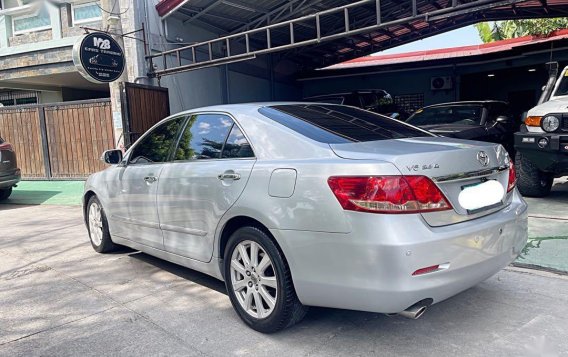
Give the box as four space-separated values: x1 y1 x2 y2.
394 94 425 115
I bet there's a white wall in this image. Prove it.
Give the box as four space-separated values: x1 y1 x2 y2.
39 90 63 103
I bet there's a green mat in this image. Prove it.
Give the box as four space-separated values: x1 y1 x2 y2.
1 181 85 206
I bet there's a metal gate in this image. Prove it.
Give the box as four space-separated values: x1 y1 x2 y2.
121 82 170 147
0 99 115 179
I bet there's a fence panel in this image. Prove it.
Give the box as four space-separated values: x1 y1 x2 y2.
44 100 115 179
0 107 46 179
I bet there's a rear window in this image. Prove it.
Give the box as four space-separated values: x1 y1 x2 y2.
407 105 484 126
258 104 431 143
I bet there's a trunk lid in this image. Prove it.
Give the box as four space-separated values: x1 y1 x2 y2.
330 137 512 226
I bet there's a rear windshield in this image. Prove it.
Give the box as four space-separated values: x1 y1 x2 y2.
407 105 484 126
258 104 431 144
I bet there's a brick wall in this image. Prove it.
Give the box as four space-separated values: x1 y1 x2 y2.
9 29 53 47
61 5 103 38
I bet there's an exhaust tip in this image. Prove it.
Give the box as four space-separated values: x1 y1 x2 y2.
397 300 431 320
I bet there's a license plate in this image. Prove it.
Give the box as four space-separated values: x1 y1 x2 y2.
458 180 505 211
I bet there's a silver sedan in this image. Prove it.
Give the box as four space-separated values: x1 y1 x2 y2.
84 103 528 333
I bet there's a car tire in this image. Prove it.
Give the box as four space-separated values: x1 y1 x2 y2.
86 196 117 253
515 152 553 197
0 187 12 201
224 226 308 333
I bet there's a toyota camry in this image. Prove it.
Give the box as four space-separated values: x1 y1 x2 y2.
83 103 528 333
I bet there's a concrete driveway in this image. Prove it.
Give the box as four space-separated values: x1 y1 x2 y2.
1 204 568 357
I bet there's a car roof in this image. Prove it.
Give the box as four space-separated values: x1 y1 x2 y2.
304 90 388 99
169 102 348 117
422 100 508 109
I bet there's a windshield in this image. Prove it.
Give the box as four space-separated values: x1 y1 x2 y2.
406 105 484 126
259 104 432 144
554 73 568 97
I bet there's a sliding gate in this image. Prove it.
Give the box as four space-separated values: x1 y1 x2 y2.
0 99 115 179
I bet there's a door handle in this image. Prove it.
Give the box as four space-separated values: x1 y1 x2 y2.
217 172 241 181
144 176 157 183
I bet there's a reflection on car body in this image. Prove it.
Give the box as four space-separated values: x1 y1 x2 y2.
406 101 518 156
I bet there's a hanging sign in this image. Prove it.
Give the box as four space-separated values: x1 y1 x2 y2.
72 32 125 83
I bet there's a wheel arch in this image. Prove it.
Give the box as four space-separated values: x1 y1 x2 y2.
217 215 287 279
83 190 97 226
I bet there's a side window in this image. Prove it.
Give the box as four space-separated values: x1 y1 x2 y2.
129 117 186 164
174 114 233 160
222 125 254 159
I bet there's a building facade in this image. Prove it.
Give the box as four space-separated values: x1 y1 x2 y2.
0 0 110 106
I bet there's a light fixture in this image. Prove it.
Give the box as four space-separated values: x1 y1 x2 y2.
528 68 537 72
487 74 495 77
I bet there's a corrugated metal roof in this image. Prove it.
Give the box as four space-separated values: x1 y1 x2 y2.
327 29 568 70
154 0 568 71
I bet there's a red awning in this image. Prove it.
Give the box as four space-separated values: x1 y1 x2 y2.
156 0 187 17
327 29 568 70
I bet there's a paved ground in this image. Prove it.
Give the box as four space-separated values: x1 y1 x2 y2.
1 204 568 356
520 177 568 272
5 181 84 206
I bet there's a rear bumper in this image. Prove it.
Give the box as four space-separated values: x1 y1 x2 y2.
0 169 21 189
272 189 528 313
514 132 568 173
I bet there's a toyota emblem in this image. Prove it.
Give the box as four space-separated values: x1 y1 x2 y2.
477 151 489 167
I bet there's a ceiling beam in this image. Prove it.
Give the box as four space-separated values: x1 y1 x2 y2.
182 0 225 26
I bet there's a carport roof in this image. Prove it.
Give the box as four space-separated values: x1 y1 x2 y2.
152 0 568 76
326 29 568 70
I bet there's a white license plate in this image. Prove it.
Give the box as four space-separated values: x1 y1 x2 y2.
458 180 505 211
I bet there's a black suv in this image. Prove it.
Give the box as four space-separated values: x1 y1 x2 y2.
0 136 20 200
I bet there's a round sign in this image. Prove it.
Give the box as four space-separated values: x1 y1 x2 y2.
72 32 125 83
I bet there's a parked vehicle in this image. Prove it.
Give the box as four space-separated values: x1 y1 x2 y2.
84 103 527 333
0 136 20 200
515 63 568 197
406 101 517 156
305 90 409 119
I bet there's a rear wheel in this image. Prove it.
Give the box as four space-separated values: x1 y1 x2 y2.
224 226 307 333
87 196 116 253
0 187 12 201
515 152 553 197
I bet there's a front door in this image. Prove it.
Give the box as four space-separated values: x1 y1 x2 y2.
158 114 255 262
109 116 186 249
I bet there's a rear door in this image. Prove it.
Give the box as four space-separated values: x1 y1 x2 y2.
157 113 255 262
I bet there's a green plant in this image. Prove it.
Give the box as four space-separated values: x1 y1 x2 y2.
475 18 568 43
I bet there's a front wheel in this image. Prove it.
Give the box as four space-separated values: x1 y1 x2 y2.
224 226 307 333
86 196 117 253
515 152 554 197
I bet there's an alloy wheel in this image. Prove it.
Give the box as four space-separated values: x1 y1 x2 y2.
88 201 104 246
230 240 278 319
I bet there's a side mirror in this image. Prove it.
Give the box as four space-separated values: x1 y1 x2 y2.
495 115 510 125
101 149 123 165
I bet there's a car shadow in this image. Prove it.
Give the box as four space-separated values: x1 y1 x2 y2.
128 251 227 294
0 190 62 206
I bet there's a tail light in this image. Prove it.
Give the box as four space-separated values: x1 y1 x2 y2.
0 142 13 152
507 159 517 192
327 176 452 214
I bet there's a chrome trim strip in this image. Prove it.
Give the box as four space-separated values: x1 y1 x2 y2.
160 224 207 237
111 215 161 230
432 165 508 183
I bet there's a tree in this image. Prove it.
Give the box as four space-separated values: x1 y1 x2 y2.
474 18 568 43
